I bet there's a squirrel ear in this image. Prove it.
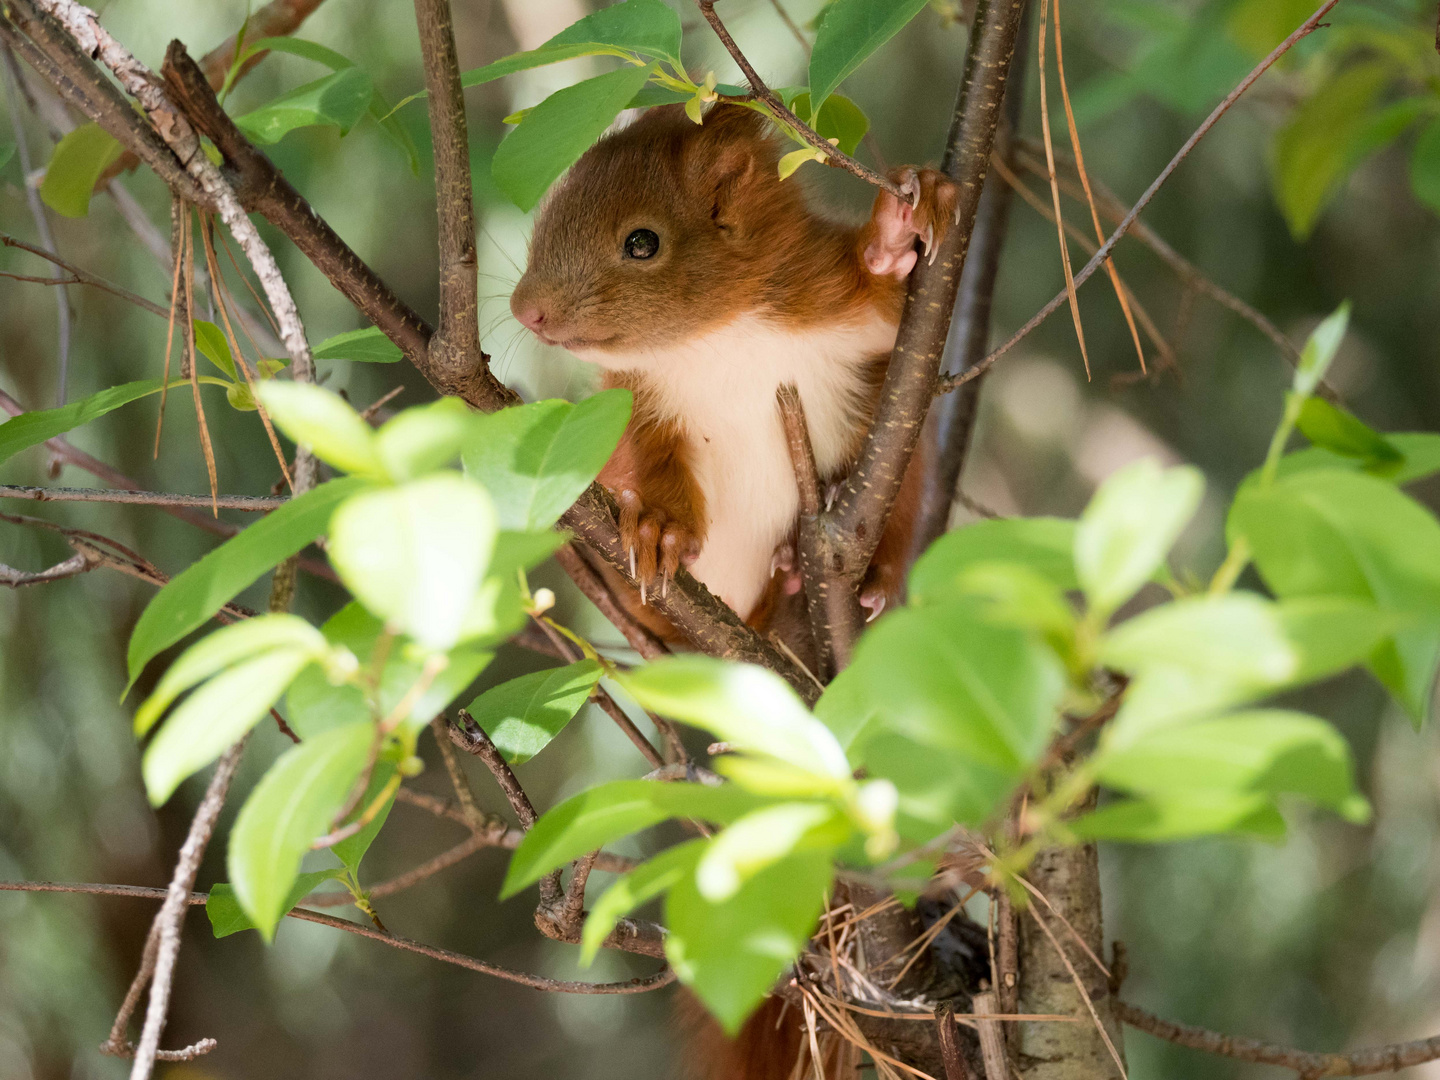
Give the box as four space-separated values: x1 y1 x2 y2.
688 106 773 226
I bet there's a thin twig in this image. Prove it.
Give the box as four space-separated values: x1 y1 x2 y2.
0 881 674 995
940 0 1342 394
0 484 286 510
1114 1001 1440 1078
694 1 905 197
0 231 169 317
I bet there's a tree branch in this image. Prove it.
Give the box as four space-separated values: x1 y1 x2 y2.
938 0 1341 395
828 0 1028 583
1114 1001 1440 1079
0 484 286 510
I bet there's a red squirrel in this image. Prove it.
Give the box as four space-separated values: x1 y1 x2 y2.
510 104 956 642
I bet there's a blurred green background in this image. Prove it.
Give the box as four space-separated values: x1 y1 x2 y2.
2 0 1439 1076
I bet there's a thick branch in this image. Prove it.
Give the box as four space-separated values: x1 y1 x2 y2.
1114 1002 1440 1079
939 0 1340 395
829 0 1028 579
413 0 487 389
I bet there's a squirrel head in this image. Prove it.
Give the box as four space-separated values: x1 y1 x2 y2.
509 104 808 364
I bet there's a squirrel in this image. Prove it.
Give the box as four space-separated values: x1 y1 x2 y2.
510 103 956 646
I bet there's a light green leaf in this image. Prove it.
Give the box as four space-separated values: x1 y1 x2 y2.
229 721 375 939
1271 63 1424 239
312 326 403 364
778 146 825 180
39 122 123 218
329 475 498 652
463 391 632 531
239 35 354 71
332 761 398 876
286 602 492 738
1094 709 1368 822
580 841 704 964
809 0 930 111
256 382 382 477
192 320 238 380
134 614 327 736
1412 115 1440 215
910 517 1078 602
1292 301 1350 400
233 66 374 145
665 849 831 1034
1296 397 1402 469
1075 459 1203 618
1230 468 1440 724
502 780 769 897
622 657 851 780
470 660 603 765
142 647 316 806
1070 792 1285 843
781 90 870 155
0 379 196 467
206 869 346 938
375 397 477 481
1249 433 1440 489
491 64 656 212
696 803 842 902
126 477 368 689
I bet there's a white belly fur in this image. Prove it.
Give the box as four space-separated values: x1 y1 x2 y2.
573 313 898 618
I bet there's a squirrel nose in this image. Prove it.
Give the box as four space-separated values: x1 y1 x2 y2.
513 301 547 333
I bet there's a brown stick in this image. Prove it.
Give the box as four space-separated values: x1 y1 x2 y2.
1114 1001 1440 1079
0 484 286 510
829 0 1028 581
939 0 1342 395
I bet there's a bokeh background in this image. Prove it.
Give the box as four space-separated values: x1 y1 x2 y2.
2 0 1439 1076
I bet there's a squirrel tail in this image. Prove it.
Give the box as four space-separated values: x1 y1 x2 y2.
676 992 862 1080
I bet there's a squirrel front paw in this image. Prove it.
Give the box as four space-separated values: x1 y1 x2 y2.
616 488 701 604
864 167 959 279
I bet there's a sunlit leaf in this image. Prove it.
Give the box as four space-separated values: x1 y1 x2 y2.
234 67 374 145
470 660 603 765
39 122 122 218
312 326 403 364
375 397 477 481
205 869 345 938
809 0 930 111
580 841 704 964
257 382 383 477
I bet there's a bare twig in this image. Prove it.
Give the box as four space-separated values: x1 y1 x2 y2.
0 230 166 316
448 711 541 826
693 0 906 198
0 881 674 994
0 484 286 510
1114 1001 1440 1078
940 0 1342 394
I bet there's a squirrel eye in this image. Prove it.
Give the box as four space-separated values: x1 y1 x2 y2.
624 229 660 260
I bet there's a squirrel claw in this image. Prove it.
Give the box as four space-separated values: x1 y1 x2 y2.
865 166 958 280
617 494 700 603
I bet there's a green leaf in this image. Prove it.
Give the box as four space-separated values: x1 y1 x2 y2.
782 91 869 155
462 391 632 531
192 320 238 380
910 517 1078 603
206 869 346 938
312 326 403 364
491 64 656 212
233 67 374 145
1070 792 1285 843
0 379 186 467
256 382 383 477
696 803 843 902
456 0 682 90
229 721 375 939
142 646 317 806
621 657 851 780
1094 709 1368 822
329 475 498 652
39 122 123 218
1254 433 1440 489
826 598 1066 808
1231 469 1440 724
580 841 704 964
1296 398 1402 469
1292 301 1350 401
1411 115 1440 215
665 849 831 1034
239 35 354 71
502 779 769 897
134 614 328 736
286 602 492 738
332 761 397 876
375 397 477 481
858 733 1012 836
1102 594 1394 743
125 477 368 690
469 660 603 765
1270 63 1424 239
809 0 930 111
1075 459 1203 618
